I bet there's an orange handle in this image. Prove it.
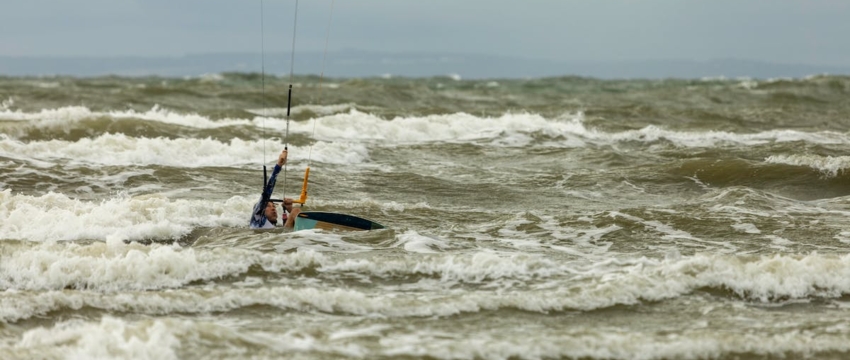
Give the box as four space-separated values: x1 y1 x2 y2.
292 167 310 205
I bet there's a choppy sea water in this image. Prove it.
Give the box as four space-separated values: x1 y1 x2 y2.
2 74 850 359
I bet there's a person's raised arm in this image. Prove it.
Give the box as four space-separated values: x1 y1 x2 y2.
262 149 287 200
254 149 288 216
277 149 288 167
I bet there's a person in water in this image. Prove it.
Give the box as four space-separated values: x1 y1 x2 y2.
250 149 301 229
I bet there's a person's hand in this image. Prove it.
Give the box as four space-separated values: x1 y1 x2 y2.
277 150 288 166
283 198 293 206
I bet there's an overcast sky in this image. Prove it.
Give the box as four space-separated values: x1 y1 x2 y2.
2 0 849 66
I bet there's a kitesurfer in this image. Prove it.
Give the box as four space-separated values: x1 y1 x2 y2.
249 149 301 229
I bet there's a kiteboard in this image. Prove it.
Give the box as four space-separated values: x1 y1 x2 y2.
294 211 385 232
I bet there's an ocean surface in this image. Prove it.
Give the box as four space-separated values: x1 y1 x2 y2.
2 73 850 359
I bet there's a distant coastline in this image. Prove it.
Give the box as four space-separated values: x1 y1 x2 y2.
1 50 848 80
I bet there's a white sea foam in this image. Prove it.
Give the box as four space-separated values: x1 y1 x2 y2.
301 109 850 149
12 317 183 360
765 154 850 177
0 133 368 167
300 110 587 146
537 213 618 250
4 252 850 323
196 73 224 82
0 104 349 137
0 105 252 129
766 234 794 248
7 315 850 360
0 105 323 140
0 241 326 294
737 78 759 89
0 244 579 293
247 103 357 117
0 190 251 242
393 230 451 253
324 250 564 284
5 314 849 360
836 231 850 245
609 211 698 241
376 327 850 360
5 315 377 359
375 200 432 212
606 126 849 148
3 105 849 150
732 223 761 234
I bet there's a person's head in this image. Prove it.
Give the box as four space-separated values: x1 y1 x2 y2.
264 202 278 225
